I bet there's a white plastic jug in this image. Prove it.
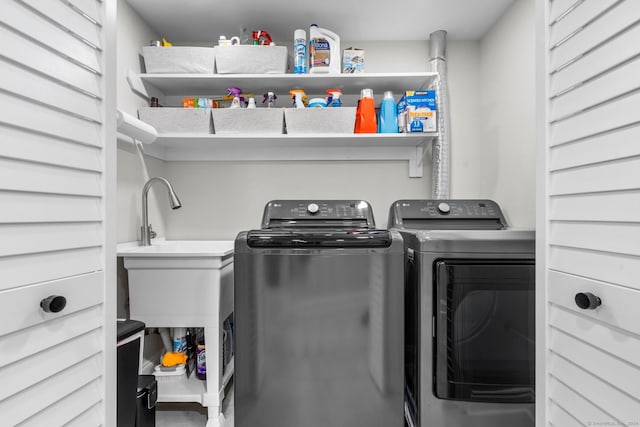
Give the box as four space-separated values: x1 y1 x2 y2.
309 25 340 74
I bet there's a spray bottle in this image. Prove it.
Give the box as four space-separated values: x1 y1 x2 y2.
263 92 277 108
289 89 307 108
326 89 343 107
227 87 243 109
246 97 257 108
251 30 274 46
309 25 341 74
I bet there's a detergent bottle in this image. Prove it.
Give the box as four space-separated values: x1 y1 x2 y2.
379 91 399 133
309 25 340 74
354 88 377 133
326 89 342 107
289 90 307 108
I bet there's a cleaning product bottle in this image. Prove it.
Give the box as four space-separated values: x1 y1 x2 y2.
289 89 307 108
196 327 206 380
309 24 340 74
247 97 257 108
263 92 277 108
326 89 342 107
294 29 307 74
379 91 399 133
227 87 242 109
354 88 377 133
172 327 187 353
308 98 327 108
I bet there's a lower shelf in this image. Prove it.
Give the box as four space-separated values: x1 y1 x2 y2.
156 357 235 406
157 373 207 404
142 133 437 177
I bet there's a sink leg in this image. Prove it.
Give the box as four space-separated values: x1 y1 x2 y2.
204 321 224 426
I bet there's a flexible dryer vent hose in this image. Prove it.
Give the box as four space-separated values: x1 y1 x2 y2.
429 30 451 199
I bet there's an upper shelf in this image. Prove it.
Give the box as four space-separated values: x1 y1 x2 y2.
139 72 438 96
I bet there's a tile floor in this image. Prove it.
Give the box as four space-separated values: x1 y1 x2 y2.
156 382 234 427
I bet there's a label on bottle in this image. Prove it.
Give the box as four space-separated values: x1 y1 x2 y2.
310 38 331 69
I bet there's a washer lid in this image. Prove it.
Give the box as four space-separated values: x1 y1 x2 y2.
388 199 507 230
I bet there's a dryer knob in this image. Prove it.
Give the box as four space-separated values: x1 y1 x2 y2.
437 202 451 214
307 203 320 215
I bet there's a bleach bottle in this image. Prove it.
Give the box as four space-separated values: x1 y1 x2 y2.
309 24 340 74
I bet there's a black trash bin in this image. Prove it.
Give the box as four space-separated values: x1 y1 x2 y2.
117 320 146 427
136 374 157 427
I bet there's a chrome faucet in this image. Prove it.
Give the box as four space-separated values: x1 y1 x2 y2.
141 177 181 246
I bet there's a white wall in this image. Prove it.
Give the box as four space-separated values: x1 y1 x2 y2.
116 0 166 245
479 0 536 228
116 0 166 316
161 40 484 240
116 2 536 242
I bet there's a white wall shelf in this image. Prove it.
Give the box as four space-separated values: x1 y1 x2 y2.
136 72 439 177
143 133 437 177
139 72 438 96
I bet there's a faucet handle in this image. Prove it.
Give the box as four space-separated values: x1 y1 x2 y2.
149 224 157 239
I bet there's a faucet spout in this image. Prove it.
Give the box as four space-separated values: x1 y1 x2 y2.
141 177 182 246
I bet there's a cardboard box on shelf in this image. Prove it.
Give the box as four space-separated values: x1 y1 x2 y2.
342 47 365 73
397 90 437 133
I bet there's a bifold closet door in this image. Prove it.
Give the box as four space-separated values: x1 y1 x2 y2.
538 0 640 426
0 0 116 425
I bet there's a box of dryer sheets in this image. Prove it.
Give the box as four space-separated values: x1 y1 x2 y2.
397 90 437 132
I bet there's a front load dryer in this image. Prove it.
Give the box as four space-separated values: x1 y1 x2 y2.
388 199 535 427
235 200 405 427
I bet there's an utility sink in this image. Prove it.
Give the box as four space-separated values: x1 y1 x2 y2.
117 239 234 257
117 240 234 327
118 239 235 424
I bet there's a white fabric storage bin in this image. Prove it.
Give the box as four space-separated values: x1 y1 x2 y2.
284 107 357 134
138 108 212 134
142 46 215 74
212 108 284 134
214 45 288 74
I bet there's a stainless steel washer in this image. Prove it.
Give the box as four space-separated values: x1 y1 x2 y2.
235 200 405 427
388 200 535 427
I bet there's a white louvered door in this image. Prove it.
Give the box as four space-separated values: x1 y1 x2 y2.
538 0 640 426
0 0 116 426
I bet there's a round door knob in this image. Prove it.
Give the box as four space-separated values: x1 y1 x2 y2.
307 203 320 214
40 295 67 313
575 292 601 310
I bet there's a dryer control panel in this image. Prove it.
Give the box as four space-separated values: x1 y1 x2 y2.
261 200 377 229
387 199 507 230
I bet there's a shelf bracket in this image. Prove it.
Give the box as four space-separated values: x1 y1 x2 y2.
409 145 424 178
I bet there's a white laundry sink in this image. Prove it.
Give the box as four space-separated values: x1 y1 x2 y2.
117 240 234 327
117 239 234 257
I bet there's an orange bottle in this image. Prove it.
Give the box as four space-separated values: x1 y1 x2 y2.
354 88 377 133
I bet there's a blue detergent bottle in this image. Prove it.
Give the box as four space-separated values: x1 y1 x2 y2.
379 91 398 133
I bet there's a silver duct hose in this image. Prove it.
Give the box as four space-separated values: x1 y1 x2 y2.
428 30 451 199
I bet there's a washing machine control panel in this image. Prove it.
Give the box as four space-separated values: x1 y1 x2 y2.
262 200 377 229
388 199 507 229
